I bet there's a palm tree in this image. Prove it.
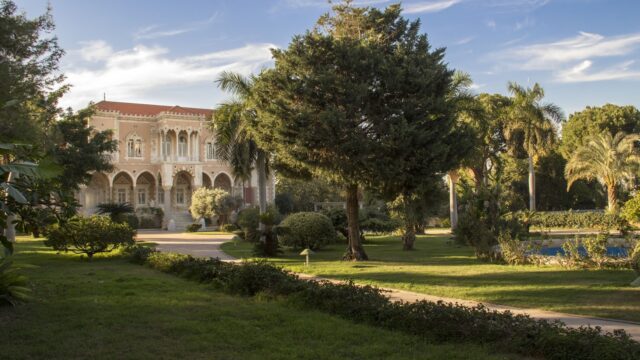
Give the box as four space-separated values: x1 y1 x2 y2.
505 82 564 211
214 72 269 218
565 132 640 212
96 202 134 222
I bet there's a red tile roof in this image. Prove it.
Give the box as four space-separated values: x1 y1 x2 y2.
95 101 213 117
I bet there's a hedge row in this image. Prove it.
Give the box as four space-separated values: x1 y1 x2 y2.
523 211 628 230
124 246 639 360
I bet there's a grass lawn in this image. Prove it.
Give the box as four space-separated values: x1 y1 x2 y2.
0 237 511 360
222 234 640 322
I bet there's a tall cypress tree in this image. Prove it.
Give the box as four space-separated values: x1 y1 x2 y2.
251 1 469 260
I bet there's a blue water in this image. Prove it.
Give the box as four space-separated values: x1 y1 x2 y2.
537 246 629 257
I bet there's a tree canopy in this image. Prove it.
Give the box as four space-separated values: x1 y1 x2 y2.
251 1 470 259
560 104 640 158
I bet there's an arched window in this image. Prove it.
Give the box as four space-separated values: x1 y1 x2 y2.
126 134 143 158
178 134 187 157
206 141 216 160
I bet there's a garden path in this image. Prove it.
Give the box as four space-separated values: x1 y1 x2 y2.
136 230 235 260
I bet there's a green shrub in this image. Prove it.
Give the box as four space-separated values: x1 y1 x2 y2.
497 232 527 265
44 216 136 259
129 251 640 360
622 194 640 224
279 212 336 250
122 244 158 265
237 207 260 242
120 213 139 229
185 223 202 232
0 256 31 306
526 210 629 232
583 233 609 269
220 223 238 232
360 217 400 234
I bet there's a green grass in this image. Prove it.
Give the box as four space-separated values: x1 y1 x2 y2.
0 237 511 360
222 235 640 322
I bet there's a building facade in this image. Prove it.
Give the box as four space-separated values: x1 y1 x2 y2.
77 101 274 228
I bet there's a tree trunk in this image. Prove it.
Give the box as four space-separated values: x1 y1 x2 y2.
448 171 459 230
528 156 536 211
343 184 368 261
3 165 16 243
607 183 618 212
402 224 416 251
256 151 267 244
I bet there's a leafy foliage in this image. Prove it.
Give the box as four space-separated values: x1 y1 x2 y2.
0 256 31 306
251 2 470 260
237 207 260 242
96 202 134 222
565 132 640 211
44 216 136 259
279 212 336 250
190 188 241 226
561 104 640 158
185 223 202 232
621 193 640 224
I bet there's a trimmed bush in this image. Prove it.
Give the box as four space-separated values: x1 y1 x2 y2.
622 195 640 224
279 212 336 250
220 223 238 232
185 223 202 232
128 250 640 360
44 216 135 259
524 210 629 231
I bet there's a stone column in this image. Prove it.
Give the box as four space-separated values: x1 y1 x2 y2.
187 131 192 161
448 170 459 230
162 185 172 219
175 132 179 161
132 185 137 208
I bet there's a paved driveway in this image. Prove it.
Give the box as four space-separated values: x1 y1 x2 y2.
136 231 235 260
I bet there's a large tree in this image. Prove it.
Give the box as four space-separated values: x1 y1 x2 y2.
561 104 640 158
505 82 564 211
565 132 640 212
251 2 468 260
0 0 66 145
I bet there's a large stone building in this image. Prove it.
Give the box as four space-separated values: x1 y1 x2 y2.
77 101 274 229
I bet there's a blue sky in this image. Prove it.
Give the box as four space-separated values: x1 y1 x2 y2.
14 0 640 115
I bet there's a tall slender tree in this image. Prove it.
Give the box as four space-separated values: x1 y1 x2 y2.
251 2 469 260
505 82 564 211
213 72 269 221
565 132 640 212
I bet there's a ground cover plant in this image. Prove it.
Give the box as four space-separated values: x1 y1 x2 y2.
130 244 639 360
3 237 509 360
222 234 640 322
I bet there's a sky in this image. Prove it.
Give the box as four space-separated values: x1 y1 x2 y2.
14 0 640 116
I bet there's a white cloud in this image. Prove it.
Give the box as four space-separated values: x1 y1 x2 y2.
61 42 277 110
496 31 640 70
454 36 475 45
134 25 193 40
492 31 640 83
556 60 640 83
483 0 550 11
134 13 219 40
486 20 497 29
282 0 390 7
404 0 462 14
77 40 113 62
